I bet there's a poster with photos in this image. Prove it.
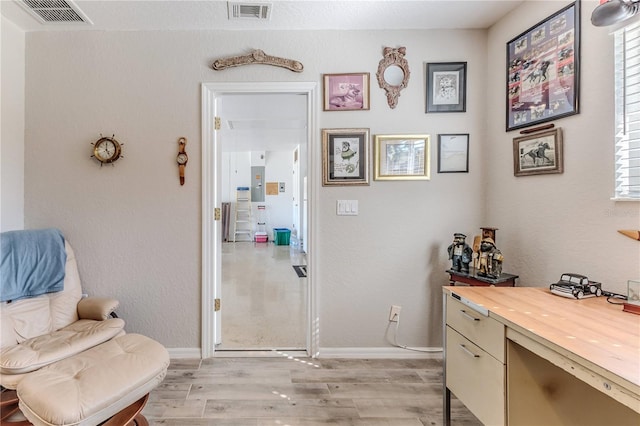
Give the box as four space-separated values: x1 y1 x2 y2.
506 1 580 131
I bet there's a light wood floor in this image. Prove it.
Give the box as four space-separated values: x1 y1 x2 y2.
143 356 481 425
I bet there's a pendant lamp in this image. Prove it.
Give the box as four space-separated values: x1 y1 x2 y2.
591 0 639 27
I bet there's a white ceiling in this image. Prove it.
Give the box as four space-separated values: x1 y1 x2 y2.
218 93 309 153
2 1 525 32
1 0 525 153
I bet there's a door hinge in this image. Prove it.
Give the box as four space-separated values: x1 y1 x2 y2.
215 298 221 311
214 116 221 130
214 207 221 220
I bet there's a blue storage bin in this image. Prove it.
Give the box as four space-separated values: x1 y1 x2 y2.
273 228 291 245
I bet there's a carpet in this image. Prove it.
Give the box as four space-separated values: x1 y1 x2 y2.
292 265 307 278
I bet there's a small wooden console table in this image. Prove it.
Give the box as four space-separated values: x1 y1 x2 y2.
446 268 518 287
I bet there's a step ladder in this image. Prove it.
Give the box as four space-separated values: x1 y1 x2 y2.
233 187 252 242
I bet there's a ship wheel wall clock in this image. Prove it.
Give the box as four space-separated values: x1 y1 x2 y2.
91 135 123 166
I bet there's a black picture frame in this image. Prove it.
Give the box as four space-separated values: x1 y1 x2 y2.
426 62 467 113
506 1 580 131
438 134 469 173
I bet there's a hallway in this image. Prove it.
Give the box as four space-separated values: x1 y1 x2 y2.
218 241 308 350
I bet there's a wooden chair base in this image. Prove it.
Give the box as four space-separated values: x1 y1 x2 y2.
0 389 150 426
1 390 28 426
102 394 149 426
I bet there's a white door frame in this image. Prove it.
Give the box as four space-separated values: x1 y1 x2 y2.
292 145 301 245
201 82 319 358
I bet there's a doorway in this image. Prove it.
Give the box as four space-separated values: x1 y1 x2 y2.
201 82 318 358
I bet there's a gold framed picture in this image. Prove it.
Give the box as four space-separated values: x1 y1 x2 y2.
374 134 430 181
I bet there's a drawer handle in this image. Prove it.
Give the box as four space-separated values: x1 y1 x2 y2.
459 344 480 358
460 309 480 322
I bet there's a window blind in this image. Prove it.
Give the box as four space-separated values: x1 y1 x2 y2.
614 21 640 200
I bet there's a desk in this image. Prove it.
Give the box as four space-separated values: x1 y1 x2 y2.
443 286 640 425
446 268 518 287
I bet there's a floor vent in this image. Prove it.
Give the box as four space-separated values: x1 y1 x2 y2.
18 0 92 25
228 2 272 20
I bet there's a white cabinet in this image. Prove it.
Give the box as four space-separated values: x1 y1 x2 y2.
444 294 505 426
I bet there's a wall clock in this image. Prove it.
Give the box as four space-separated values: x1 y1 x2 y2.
176 137 188 185
91 135 123 166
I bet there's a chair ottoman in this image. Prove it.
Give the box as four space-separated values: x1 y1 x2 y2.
12 333 169 426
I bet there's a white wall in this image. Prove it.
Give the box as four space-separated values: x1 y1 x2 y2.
20 11 636 353
264 150 294 234
222 149 294 239
318 29 488 349
486 0 640 295
222 151 251 202
1 17 25 232
21 28 486 350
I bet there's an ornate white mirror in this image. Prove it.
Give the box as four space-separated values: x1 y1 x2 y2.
376 47 410 109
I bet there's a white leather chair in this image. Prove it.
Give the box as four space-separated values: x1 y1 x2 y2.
0 230 168 425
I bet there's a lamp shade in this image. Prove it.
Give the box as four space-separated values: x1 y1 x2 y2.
591 0 639 26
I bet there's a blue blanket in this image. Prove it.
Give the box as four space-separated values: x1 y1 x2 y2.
0 228 66 302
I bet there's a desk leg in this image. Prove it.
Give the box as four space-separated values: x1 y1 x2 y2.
444 387 451 426
442 291 451 426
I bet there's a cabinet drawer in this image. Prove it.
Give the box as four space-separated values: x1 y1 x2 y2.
446 326 505 426
447 295 504 362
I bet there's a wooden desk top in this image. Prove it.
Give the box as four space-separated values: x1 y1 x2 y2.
443 286 640 393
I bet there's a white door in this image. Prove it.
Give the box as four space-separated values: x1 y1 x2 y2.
201 82 319 358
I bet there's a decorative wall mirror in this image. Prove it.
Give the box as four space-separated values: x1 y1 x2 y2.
376 47 410 109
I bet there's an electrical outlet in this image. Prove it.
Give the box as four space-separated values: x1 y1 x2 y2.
389 305 401 322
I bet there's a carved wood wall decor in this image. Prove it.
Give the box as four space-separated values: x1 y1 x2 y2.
376 46 410 109
211 49 304 73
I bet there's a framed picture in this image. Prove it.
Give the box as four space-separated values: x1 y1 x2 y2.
438 134 469 173
513 128 563 176
374 134 430 181
426 62 467 113
322 128 370 186
323 73 370 111
506 1 580 131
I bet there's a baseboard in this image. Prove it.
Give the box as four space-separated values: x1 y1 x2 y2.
167 347 201 359
316 347 443 359
213 349 309 358
166 346 443 359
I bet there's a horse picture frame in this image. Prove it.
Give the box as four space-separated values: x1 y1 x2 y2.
506 1 580 131
513 128 563 176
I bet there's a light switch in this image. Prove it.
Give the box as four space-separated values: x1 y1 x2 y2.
337 200 358 216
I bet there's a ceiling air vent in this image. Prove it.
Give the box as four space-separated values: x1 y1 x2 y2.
18 0 92 25
228 2 272 20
